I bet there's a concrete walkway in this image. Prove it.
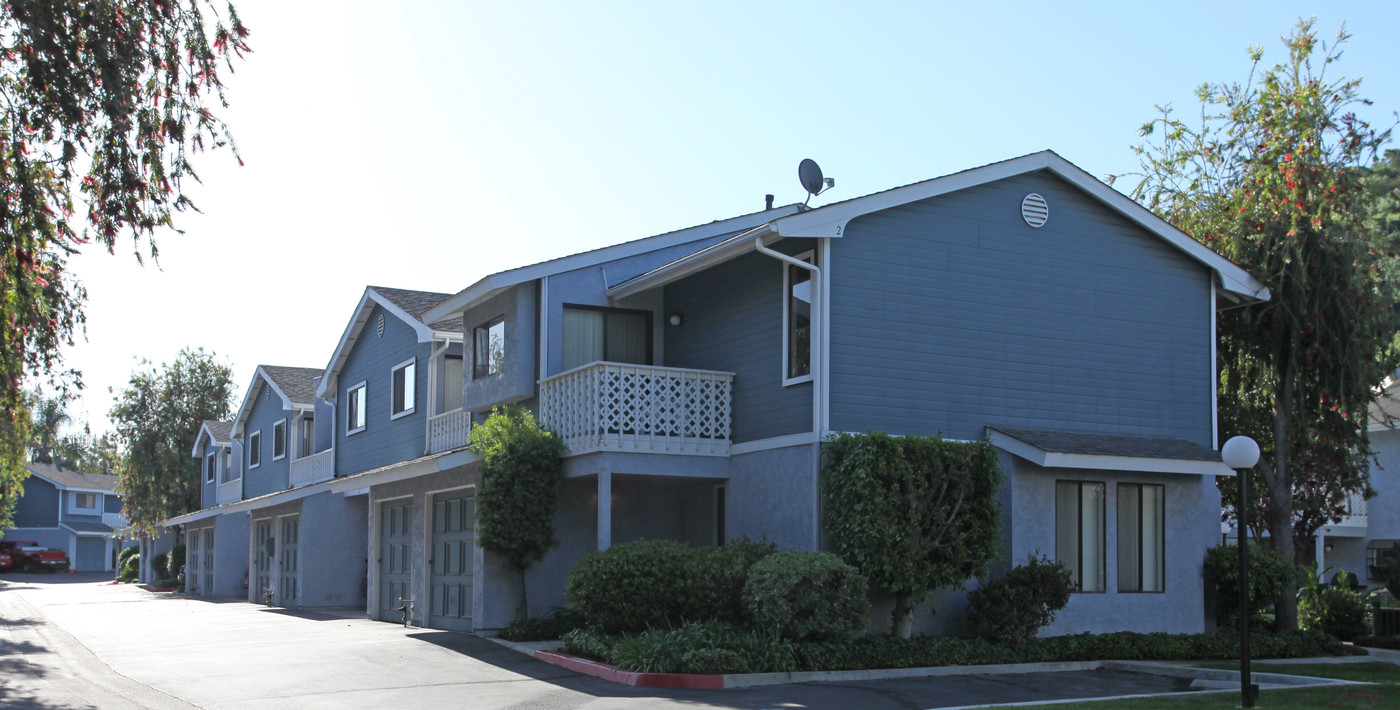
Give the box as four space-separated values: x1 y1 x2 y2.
0 572 1375 709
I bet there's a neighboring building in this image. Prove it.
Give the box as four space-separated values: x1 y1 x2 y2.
3 462 126 571
167 150 1269 637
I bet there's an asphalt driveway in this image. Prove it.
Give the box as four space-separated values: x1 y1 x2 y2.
0 572 1198 709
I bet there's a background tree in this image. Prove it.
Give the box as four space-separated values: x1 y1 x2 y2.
0 2 249 544
1117 20 1392 630
53 430 124 475
821 431 1003 639
25 391 71 464
470 407 565 619
110 348 235 534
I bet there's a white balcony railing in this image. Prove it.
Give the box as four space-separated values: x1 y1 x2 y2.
428 408 470 454
289 448 335 488
102 512 129 532
1337 492 1369 527
539 362 733 457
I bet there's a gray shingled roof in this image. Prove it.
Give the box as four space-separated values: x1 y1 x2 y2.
202 420 234 443
25 462 120 492
988 426 1222 462
260 365 323 406
62 521 115 534
370 286 463 332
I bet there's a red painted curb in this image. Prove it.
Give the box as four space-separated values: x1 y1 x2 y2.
534 650 724 689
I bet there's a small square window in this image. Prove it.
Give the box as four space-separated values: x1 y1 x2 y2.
75 493 97 510
347 382 367 434
273 419 287 461
249 431 262 469
392 359 416 418
474 317 505 379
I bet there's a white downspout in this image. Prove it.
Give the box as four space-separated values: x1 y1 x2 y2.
754 236 824 550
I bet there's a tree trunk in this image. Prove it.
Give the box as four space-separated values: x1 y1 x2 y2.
1266 364 1299 632
892 592 915 639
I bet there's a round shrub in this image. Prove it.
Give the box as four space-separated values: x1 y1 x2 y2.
151 551 170 579
693 537 777 624
965 553 1074 647
1300 588 1369 641
743 550 869 641
118 552 140 582
117 545 139 566
565 539 704 633
168 543 186 578
1202 543 1293 630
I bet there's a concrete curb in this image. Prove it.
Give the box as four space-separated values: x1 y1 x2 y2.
528 649 1380 691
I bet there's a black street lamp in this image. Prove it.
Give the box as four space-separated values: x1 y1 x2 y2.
1222 435 1261 708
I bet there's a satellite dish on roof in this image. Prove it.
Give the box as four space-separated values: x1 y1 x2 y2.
798 158 835 206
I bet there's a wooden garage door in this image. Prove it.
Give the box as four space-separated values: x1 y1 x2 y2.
378 499 413 622
428 490 474 631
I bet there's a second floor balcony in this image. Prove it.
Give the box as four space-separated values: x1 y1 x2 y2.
290 448 335 488
539 362 733 457
428 408 471 454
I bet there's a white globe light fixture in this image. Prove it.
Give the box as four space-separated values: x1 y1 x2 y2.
1222 435 1261 471
1222 434 1260 707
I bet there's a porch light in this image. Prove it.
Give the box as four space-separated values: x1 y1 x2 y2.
669 313 683 326
1222 435 1260 708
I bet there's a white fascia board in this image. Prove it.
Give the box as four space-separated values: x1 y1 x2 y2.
163 507 223 526
327 448 478 493
607 224 777 300
316 288 437 400
233 367 312 438
422 206 804 324
220 479 336 514
60 524 113 537
988 430 1233 477
60 486 114 495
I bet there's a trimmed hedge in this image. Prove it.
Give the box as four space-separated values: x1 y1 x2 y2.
743 550 868 641
965 554 1074 647
565 628 1352 675
1202 543 1293 630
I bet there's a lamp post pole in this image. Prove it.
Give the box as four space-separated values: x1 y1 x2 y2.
1223 435 1261 708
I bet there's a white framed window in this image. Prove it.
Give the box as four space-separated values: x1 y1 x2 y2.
272 419 287 461
782 251 815 385
346 381 367 435
205 451 217 483
249 431 262 469
1056 480 1105 593
473 317 505 379
71 492 98 514
220 448 237 484
391 358 416 419
1118 483 1165 593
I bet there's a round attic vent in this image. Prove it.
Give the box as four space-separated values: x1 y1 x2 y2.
376 314 386 337
1021 193 1049 228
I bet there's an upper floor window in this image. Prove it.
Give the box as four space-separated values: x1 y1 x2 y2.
561 306 651 371
205 451 217 483
1117 483 1165 593
441 354 464 413
474 317 506 379
1055 480 1105 593
220 448 237 484
347 382 367 434
392 358 416 418
784 252 814 383
299 417 315 458
74 492 98 511
248 431 262 469
272 419 287 461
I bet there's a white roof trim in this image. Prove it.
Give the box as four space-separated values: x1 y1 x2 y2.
60 523 114 536
220 479 337 514
608 151 1270 304
162 506 224 526
190 423 232 457
988 430 1234 477
231 366 314 439
316 287 452 399
421 206 804 324
327 448 478 493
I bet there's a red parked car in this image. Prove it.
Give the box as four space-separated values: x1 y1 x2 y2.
0 540 69 572
0 550 11 571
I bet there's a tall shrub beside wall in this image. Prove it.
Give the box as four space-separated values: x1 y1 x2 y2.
471 407 565 619
822 432 1003 638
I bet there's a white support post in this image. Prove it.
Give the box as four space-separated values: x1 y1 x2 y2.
1315 534 1326 576
597 471 612 551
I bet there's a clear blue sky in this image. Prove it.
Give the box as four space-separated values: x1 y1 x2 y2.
58 1 1400 435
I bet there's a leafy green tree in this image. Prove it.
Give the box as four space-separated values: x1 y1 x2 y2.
53 430 124 475
470 406 564 618
821 431 1003 638
1117 20 1392 631
110 348 235 534
0 2 248 544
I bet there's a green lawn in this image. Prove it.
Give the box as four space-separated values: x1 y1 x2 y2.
1029 661 1399 709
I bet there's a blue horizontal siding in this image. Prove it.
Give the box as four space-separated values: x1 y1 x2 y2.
14 476 59 527
335 303 431 477
242 379 293 498
829 172 1213 444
